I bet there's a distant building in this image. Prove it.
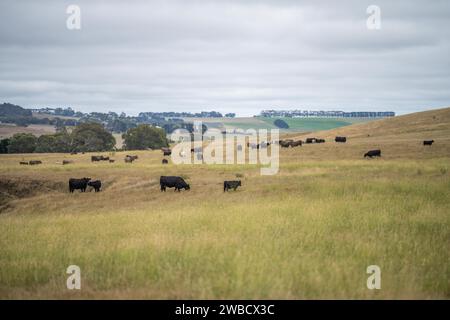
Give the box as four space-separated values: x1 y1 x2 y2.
259 109 395 118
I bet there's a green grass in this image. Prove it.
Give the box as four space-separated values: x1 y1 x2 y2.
0 153 449 299
260 117 370 132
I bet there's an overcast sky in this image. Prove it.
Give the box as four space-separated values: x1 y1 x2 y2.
0 0 449 116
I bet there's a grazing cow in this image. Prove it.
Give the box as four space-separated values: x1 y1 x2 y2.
305 138 315 144
224 180 242 192
29 160 42 165
423 140 434 146
162 159 168 164
126 155 138 161
279 140 293 148
62 160 73 165
291 140 302 147
124 156 134 163
19 161 29 165
92 155 109 162
160 176 190 192
364 149 381 158
109 159 115 163
88 180 102 192
315 138 325 143
163 150 171 156
69 177 91 193
335 136 347 143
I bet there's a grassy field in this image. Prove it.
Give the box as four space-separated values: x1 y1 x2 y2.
0 124 56 139
0 108 449 299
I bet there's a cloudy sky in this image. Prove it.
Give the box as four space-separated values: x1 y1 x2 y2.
0 0 449 116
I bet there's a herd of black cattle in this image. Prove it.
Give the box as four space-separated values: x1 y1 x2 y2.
17 136 436 193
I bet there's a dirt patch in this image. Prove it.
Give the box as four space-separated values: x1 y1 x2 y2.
0 178 64 212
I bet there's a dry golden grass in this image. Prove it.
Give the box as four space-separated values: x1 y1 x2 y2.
0 108 449 299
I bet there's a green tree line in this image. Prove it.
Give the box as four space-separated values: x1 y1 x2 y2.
0 123 169 154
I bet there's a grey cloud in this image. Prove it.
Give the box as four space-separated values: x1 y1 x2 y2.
0 0 449 116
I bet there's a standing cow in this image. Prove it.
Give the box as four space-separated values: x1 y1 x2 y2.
224 180 242 192
69 178 91 193
335 136 347 143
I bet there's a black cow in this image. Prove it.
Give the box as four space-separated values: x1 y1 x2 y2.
92 155 109 162
335 136 347 143
126 155 138 161
162 159 168 164
291 140 302 147
423 140 434 146
160 176 190 192
19 161 29 165
69 177 91 193
163 151 171 156
224 180 241 192
29 160 42 165
88 180 102 192
305 138 315 144
364 149 381 158
62 160 73 165
279 140 293 148
316 138 325 143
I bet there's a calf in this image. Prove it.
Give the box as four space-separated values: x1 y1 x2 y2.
224 180 242 192
423 140 434 146
160 176 190 192
364 149 381 158
88 180 102 192
69 177 91 193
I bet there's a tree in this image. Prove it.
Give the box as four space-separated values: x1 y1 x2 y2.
122 124 169 150
8 133 37 153
71 122 116 152
35 131 72 153
0 138 10 154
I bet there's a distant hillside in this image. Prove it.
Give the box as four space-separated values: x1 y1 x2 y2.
0 103 32 118
289 107 450 141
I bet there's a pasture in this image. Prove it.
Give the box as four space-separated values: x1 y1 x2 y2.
0 108 449 299
183 116 371 132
